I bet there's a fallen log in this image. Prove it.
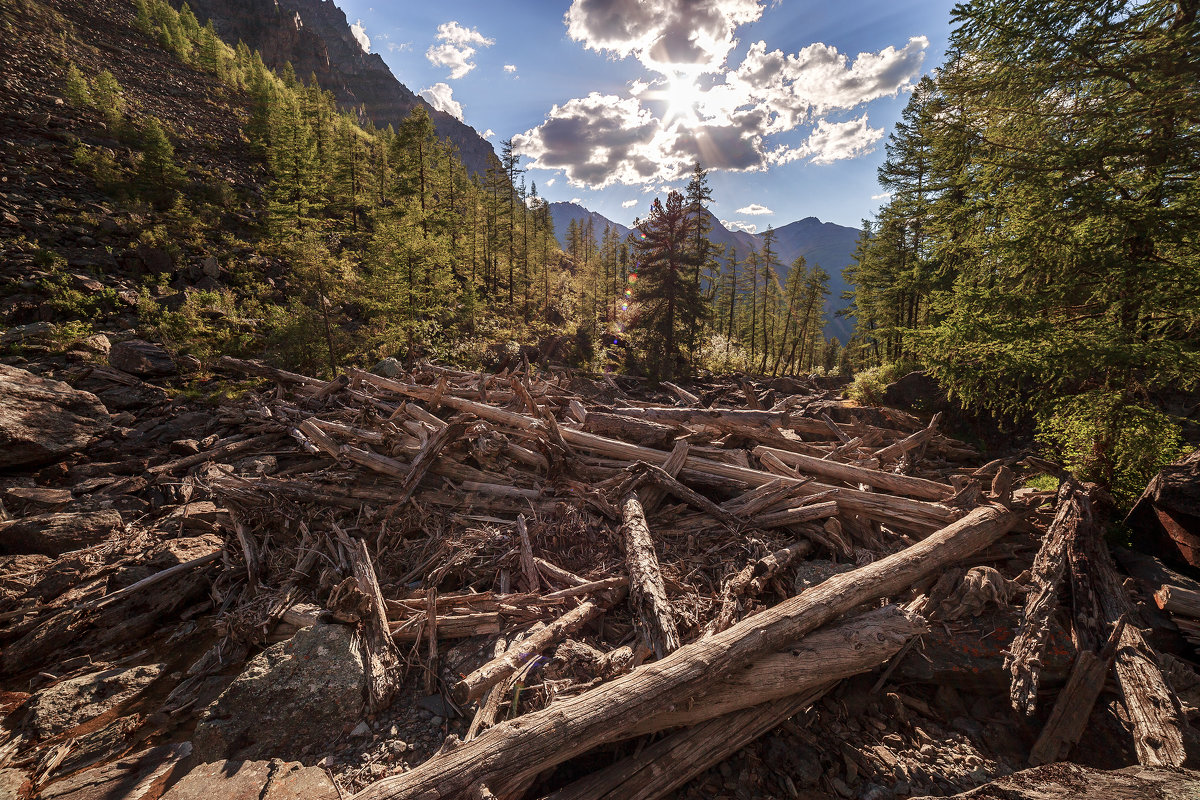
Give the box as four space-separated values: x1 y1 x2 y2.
1007 480 1081 715
1155 584 1200 619
753 445 954 501
345 536 403 713
351 371 958 532
710 538 814 635
621 491 680 660
583 412 676 450
1028 616 1126 766
452 586 628 704
544 688 831 800
350 504 1020 800
633 604 924 734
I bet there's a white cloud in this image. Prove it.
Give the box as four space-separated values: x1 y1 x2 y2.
426 21 494 79
419 83 464 121
622 199 639 208
728 37 927 133
386 41 412 54
565 0 764 75
350 20 371 53
736 203 772 215
483 128 496 138
871 191 893 201
721 219 758 233
524 9 927 190
546 178 556 186
504 64 517 73
774 114 884 165
570 197 583 204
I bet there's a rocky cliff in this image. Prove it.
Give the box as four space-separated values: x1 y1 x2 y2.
178 0 498 176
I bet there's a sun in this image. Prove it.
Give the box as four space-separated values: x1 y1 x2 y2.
662 73 706 126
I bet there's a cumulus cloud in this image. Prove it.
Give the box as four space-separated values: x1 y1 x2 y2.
871 191 893 201
426 21 494 79
774 115 884 165
621 198 639 208
546 178 556 186
728 36 927 132
721 219 757 233
736 203 772 215
483 128 496 138
419 83 464 121
504 64 517 73
350 20 371 53
521 8 924 188
565 0 764 75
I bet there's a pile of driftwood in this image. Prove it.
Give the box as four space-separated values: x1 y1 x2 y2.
2 354 1198 800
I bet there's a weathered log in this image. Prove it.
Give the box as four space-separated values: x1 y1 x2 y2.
916 763 1200 800
752 500 839 530
544 688 831 800
350 504 1020 800
627 461 742 530
639 441 688 514
351 371 958 532
640 605 922 733
710 538 815 635
398 421 469 504
660 381 700 406
583 412 676 450
1007 480 1082 715
621 492 680 660
1028 616 1126 766
346 537 403 713
515 515 541 593
452 586 628 704
753 445 954 501
1155 584 1200 619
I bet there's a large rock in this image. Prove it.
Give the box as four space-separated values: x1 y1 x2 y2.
108 339 177 377
917 763 1200 799
883 370 948 413
162 759 338 800
1128 447 1200 569
0 509 123 556
192 623 365 762
0 364 110 468
26 663 164 739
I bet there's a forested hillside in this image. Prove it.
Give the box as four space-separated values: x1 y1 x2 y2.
845 0 1199 503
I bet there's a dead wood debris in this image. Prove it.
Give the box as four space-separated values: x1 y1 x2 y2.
0 358 1197 800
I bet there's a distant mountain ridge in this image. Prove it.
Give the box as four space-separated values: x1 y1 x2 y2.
177 0 497 176
548 201 859 343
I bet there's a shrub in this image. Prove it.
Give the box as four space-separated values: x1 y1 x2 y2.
62 62 91 106
847 362 910 406
1036 389 1187 510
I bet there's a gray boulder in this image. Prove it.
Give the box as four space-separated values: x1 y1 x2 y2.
0 364 111 468
371 357 403 378
108 339 176 377
193 623 365 762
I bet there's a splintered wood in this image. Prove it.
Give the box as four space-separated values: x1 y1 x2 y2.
103 357 1190 800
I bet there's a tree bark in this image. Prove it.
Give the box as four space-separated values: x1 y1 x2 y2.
621 492 681 660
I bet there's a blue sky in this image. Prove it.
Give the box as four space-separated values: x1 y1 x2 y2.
338 1 958 231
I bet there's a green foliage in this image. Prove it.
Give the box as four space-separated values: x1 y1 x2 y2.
62 62 90 106
90 70 125 125
72 144 125 189
847 362 910 406
35 251 119 321
135 116 183 203
1037 390 1186 510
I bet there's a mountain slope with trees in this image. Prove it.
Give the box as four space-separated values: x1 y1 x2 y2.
846 0 1199 505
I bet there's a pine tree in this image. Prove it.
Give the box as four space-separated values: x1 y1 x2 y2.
630 191 703 381
62 63 91 107
136 116 183 202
